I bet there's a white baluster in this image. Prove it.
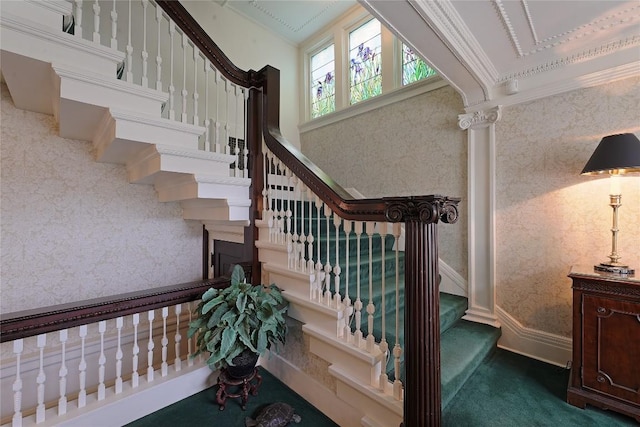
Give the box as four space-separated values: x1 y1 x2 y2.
147 310 155 382
307 188 316 295
187 302 194 366
291 175 300 270
74 0 83 38
343 220 353 342
243 89 249 177
140 0 149 88
193 48 200 126
12 339 23 427
78 325 87 407
392 223 403 400
353 221 363 347
161 307 169 377
181 32 188 123
168 21 176 120
334 214 342 310
58 330 68 415
98 320 106 400
132 313 140 388
115 317 124 394
285 171 293 268
235 86 241 176
36 334 46 423
126 0 133 83
262 143 269 221
224 80 231 154
92 0 100 43
324 205 333 306
298 182 307 272
214 71 221 153
315 197 324 303
204 59 211 151
155 5 163 90
379 224 389 390
110 0 117 49
366 222 376 353
174 304 182 372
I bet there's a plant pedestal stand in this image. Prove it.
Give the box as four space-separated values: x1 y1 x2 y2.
216 367 262 410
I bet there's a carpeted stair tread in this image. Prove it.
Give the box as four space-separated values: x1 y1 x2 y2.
439 293 468 334
440 320 502 409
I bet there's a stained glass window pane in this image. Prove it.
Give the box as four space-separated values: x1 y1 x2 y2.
310 44 335 119
349 19 382 105
402 43 436 85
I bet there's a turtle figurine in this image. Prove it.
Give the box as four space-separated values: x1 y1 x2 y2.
245 402 301 427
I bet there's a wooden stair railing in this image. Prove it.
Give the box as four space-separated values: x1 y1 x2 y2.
155 3 461 426
0 276 231 344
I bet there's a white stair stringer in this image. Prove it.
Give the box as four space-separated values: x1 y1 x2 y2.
53 65 168 142
92 108 205 166
331 364 403 427
127 144 237 184
255 222 404 427
1 3 253 228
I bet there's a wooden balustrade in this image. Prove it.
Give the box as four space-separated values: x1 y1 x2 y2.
0 275 233 426
2 1 461 425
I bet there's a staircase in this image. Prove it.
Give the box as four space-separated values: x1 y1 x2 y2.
1 2 500 426
257 200 501 426
1 0 252 240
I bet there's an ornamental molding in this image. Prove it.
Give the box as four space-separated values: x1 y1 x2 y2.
458 105 502 130
384 196 460 224
247 0 343 34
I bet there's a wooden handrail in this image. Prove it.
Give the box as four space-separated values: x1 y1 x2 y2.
155 0 262 89
0 276 230 343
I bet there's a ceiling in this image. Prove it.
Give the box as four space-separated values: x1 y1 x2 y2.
219 0 640 108
215 0 357 44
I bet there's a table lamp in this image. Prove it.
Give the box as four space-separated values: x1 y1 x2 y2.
581 133 640 275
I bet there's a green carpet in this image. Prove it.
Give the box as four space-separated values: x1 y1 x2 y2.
124 367 338 427
443 348 637 426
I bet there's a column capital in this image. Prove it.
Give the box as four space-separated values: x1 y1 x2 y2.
383 195 460 224
458 105 502 130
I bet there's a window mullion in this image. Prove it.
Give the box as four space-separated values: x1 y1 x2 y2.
381 26 396 93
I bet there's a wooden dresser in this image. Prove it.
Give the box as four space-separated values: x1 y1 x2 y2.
567 266 640 422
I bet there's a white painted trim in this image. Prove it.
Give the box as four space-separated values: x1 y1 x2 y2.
468 61 640 113
258 352 364 427
496 305 572 368
439 259 467 297
299 77 448 133
52 364 214 427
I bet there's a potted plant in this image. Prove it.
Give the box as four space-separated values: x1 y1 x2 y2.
188 264 288 378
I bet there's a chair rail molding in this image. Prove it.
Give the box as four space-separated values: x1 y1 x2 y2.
458 105 502 328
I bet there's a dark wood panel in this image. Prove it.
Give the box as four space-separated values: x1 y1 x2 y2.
582 295 640 404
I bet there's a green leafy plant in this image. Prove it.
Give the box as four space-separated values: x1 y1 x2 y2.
188 265 288 371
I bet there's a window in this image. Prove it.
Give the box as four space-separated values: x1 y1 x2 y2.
310 44 335 119
349 19 382 105
303 9 440 123
402 43 436 86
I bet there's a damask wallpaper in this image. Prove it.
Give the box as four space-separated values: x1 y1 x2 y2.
300 76 639 339
300 85 468 280
495 76 640 337
0 83 202 314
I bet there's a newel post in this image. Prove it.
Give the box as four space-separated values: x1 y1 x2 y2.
385 196 460 427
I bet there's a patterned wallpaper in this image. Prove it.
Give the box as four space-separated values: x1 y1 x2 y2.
300 77 640 338
495 76 640 337
0 83 203 314
300 85 468 280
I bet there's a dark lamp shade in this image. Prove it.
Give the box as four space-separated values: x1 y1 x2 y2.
581 133 640 175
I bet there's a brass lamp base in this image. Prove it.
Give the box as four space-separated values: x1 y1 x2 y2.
594 262 635 276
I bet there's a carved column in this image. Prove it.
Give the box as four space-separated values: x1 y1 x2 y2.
458 106 501 327
385 196 459 427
